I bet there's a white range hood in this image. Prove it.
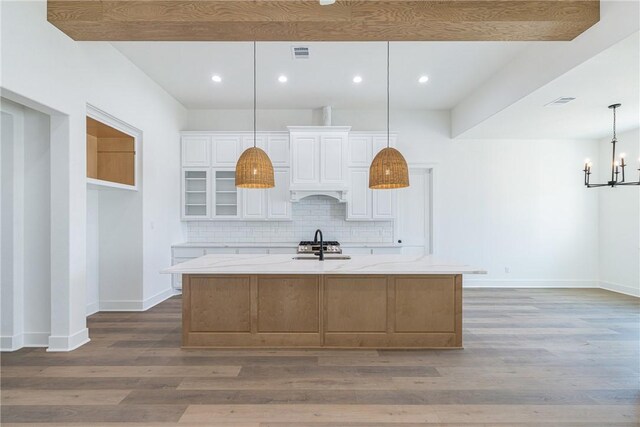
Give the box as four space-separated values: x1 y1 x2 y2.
287 125 351 203
290 188 349 203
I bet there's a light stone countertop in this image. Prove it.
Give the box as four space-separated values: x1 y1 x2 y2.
171 242 402 248
162 254 486 275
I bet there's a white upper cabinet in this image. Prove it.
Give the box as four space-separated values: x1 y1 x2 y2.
289 126 350 188
372 135 393 158
349 133 397 166
240 168 291 220
347 168 372 220
346 133 398 221
320 134 347 184
267 168 292 219
212 135 241 166
267 134 290 166
290 133 320 185
241 188 266 219
349 135 372 167
182 136 211 167
182 168 211 219
241 134 266 152
180 130 396 222
373 190 395 219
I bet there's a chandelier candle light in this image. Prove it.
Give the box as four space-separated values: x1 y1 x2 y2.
584 103 640 188
236 41 275 189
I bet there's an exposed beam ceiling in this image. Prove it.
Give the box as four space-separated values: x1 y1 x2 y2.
451 0 638 138
47 0 600 42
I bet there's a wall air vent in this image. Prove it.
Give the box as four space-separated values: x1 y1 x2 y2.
291 46 310 60
545 97 576 106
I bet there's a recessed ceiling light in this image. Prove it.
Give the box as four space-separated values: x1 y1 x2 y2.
418 75 429 84
211 74 222 83
353 75 363 84
278 75 288 83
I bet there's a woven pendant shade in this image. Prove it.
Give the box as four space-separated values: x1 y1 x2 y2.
369 147 409 189
235 147 274 188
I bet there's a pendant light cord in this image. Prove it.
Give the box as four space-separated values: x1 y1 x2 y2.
253 41 257 148
387 41 390 149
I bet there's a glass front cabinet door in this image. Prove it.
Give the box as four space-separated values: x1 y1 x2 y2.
182 168 210 219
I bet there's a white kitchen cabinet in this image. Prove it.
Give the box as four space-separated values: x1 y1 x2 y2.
182 136 211 167
373 190 395 219
347 167 396 221
267 168 292 219
348 133 397 166
182 168 210 219
267 134 290 166
290 133 319 185
289 126 350 188
205 247 238 254
242 188 267 219
320 134 348 184
212 169 241 219
372 134 397 158
241 135 266 152
212 135 241 166
349 135 372 167
371 247 402 255
347 168 372 220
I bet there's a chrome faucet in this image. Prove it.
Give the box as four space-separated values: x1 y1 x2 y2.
313 229 324 261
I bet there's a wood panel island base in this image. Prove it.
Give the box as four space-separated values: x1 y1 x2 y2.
166 255 485 349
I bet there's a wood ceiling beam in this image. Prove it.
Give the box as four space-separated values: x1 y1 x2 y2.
47 0 600 42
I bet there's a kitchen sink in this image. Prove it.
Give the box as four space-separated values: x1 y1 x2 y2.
292 256 351 260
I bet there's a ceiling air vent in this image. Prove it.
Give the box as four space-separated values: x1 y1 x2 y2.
291 46 310 60
545 97 576 106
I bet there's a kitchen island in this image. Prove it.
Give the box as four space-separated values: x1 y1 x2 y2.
163 255 485 349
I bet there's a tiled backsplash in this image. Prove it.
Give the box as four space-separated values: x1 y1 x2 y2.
186 195 394 243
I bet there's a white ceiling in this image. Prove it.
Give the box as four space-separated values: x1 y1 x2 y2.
459 32 640 140
112 41 529 110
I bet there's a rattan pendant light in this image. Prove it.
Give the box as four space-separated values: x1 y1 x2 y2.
236 42 275 189
369 42 409 189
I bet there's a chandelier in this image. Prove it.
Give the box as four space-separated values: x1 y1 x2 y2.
583 103 639 188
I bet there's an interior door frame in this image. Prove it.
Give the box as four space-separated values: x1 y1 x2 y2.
393 163 437 255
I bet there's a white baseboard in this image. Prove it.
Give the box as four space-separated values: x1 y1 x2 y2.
464 279 599 288
86 301 99 316
47 328 90 352
142 288 178 310
1 332 50 351
0 334 23 351
24 332 50 347
600 281 640 298
98 288 178 312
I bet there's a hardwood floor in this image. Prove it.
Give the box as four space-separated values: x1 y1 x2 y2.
1 288 638 425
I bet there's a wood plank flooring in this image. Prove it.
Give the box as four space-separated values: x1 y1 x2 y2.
1 288 638 425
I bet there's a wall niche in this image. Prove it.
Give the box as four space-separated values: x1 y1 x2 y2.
86 116 135 186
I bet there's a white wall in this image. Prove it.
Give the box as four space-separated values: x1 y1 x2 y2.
187 108 602 287
22 106 52 344
598 128 640 296
97 190 145 309
86 190 99 315
1 99 52 349
1 0 186 350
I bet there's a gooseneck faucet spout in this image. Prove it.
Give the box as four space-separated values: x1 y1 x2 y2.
313 229 324 261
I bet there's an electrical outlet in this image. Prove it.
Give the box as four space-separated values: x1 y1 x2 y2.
504 267 510 274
